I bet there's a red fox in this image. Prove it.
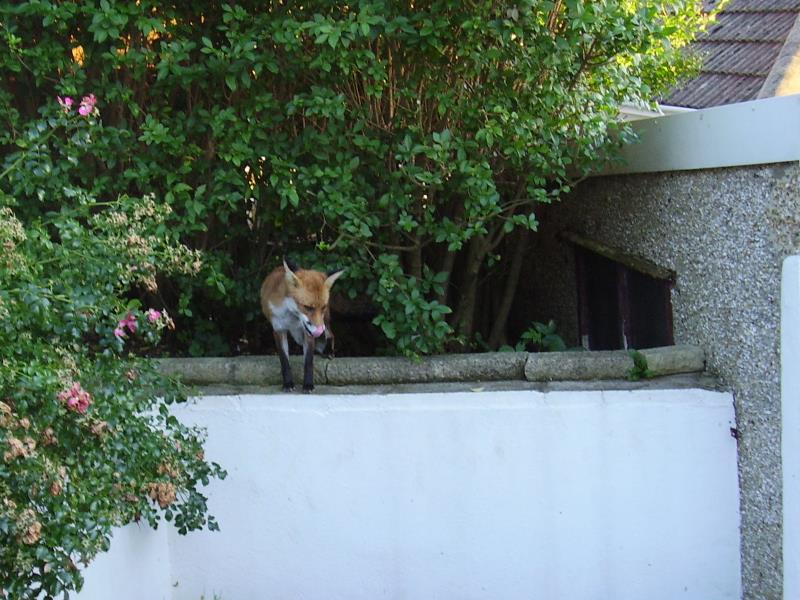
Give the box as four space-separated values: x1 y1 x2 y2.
260 259 344 392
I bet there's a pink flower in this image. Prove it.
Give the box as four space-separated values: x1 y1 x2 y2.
146 308 162 323
58 382 92 414
78 94 97 117
114 312 138 341
119 313 137 334
57 96 74 112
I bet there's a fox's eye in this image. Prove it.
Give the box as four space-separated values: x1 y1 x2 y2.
303 304 315 312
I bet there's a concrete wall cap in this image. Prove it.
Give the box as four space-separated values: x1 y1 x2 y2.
523 345 705 382
155 345 704 387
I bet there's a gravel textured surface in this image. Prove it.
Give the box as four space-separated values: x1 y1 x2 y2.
525 162 800 600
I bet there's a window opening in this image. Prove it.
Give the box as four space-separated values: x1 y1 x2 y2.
573 241 674 351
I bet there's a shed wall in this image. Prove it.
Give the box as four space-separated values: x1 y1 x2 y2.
523 162 800 599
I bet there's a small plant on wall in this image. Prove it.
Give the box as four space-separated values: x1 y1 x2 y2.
497 320 568 353
0 98 225 598
627 350 655 381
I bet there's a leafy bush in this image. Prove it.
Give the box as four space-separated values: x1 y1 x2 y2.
0 101 225 598
0 1 711 356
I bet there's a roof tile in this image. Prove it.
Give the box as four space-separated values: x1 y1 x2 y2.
703 11 798 42
664 0 800 107
718 0 800 10
695 41 783 74
666 73 766 107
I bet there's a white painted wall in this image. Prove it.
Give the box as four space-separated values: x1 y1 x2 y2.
78 520 171 600
75 388 740 600
605 94 800 175
153 388 739 600
784 256 800 598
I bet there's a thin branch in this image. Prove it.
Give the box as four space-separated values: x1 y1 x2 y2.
547 0 564 33
568 38 598 91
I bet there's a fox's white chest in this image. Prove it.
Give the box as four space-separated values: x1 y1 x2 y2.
268 298 305 345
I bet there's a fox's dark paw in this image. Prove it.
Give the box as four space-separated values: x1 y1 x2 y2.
282 383 295 392
302 384 315 393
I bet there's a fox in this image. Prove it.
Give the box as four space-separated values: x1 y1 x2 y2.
260 258 344 392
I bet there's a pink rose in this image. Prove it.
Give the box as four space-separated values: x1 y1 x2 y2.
146 308 162 323
75 395 90 414
57 96 74 112
58 382 92 414
79 94 97 117
114 312 138 341
119 313 137 334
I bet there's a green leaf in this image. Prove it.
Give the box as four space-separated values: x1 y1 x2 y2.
381 320 397 340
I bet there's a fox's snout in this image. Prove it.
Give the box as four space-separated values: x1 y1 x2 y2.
305 322 326 338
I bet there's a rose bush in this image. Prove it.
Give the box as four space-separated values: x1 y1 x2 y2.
0 98 225 598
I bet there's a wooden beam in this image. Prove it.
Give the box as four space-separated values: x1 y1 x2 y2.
561 231 675 282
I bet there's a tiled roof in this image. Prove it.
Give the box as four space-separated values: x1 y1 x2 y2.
664 0 800 108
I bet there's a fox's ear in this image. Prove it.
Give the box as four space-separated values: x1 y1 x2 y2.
325 268 345 289
283 256 299 273
283 259 300 288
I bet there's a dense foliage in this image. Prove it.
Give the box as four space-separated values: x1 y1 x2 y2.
0 1 710 356
0 103 225 598
0 2 712 593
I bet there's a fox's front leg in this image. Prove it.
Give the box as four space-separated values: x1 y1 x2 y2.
302 334 315 393
274 330 294 392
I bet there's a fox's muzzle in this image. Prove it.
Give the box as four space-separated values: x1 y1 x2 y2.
305 322 326 338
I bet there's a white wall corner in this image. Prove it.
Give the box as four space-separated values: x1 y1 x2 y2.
783 255 800 598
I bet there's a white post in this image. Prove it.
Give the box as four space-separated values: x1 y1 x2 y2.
783 256 800 598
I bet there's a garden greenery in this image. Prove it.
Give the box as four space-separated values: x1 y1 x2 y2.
0 0 711 356
0 1 713 595
0 100 225 598
497 320 568 353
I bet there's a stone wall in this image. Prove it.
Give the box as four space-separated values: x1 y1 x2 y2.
524 162 800 600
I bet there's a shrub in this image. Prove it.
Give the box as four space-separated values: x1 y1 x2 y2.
498 320 568 353
0 100 225 598
0 1 711 356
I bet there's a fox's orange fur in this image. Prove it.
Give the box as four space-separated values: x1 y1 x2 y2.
260 259 343 392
